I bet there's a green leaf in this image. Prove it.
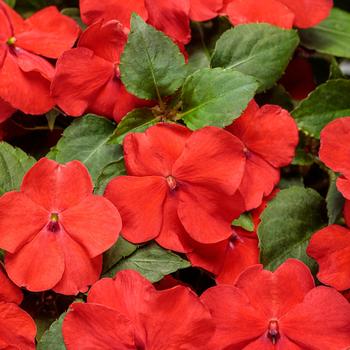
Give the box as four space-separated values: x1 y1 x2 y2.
60 8 86 29
292 79 350 138
232 212 254 232
109 108 160 145
120 14 187 100
258 187 327 271
0 142 36 195
103 243 190 282
180 68 258 129
51 115 123 183
103 237 138 274
211 24 299 91
326 173 345 225
94 160 126 195
4 0 16 7
300 8 350 58
37 313 66 350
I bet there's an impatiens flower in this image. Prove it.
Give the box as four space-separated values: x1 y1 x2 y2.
223 0 333 29
63 270 215 349
0 158 121 295
0 1 80 114
105 123 246 253
80 0 223 45
308 225 350 292
51 19 151 122
319 117 350 199
226 100 298 210
201 259 350 349
0 268 36 350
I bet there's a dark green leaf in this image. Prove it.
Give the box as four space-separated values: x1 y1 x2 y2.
109 108 160 145
180 68 258 129
50 115 123 183
258 187 327 271
326 173 345 225
37 313 66 350
0 142 36 196
103 243 190 282
211 24 299 91
120 14 187 100
292 79 350 138
94 160 126 195
4 0 16 7
232 212 254 232
300 8 350 58
60 8 86 30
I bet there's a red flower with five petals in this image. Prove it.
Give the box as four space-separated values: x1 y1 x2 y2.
0 158 122 295
105 123 246 253
0 1 80 114
63 270 215 349
201 259 350 349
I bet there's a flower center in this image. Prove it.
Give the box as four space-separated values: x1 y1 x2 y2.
166 175 177 190
47 213 60 233
267 320 280 344
243 146 251 159
6 36 16 45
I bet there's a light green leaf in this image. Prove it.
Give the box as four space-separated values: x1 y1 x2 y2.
120 14 187 100
0 142 36 196
94 160 126 195
326 173 345 225
211 24 299 91
292 79 350 138
103 243 190 282
258 187 327 271
37 313 66 350
300 8 350 58
180 68 258 129
232 213 254 232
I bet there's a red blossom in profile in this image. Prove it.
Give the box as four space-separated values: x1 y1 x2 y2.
0 1 80 114
319 117 350 199
79 0 223 45
63 270 215 349
201 259 350 349
226 100 298 211
0 267 36 349
51 20 151 122
105 123 246 253
0 158 121 295
223 0 333 29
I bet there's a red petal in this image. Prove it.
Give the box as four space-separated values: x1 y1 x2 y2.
227 102 298 168
0 0 25 34
319 117 350 178
189 0 223 21
344 199 350 227
5 226 65 292
307 225 350 291
61 195 121 258
0 50 54 114
104 176 167 243
281 286 350 348
0 302 36 350
145 0 191 44
123 123 191 177
226 0 294 29
79 0 148 27
0 192 48 254
173 127 245 195
278 0 333 28
78 20 127 64
0 4 12 38
15 6 80 59
53 233 102 295
0 266 22 304
51 47 115 117
337 175 350 199
63 303 135 349
0 98 15 123
21 158 93 212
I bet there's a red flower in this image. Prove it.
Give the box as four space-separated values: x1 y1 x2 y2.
0 268 36 350
319 117 350 199
105 123 246 253
51 20 151 122
0 1 80 114
223 0 333 29
80 0 222 45
0 158 121 295
63 270 215 349
201 259 350 349
226 100 298 211
308 225 350 292
0 98 15 123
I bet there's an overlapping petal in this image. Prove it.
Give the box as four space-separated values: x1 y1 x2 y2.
0 267 22 304
189 0 223 21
